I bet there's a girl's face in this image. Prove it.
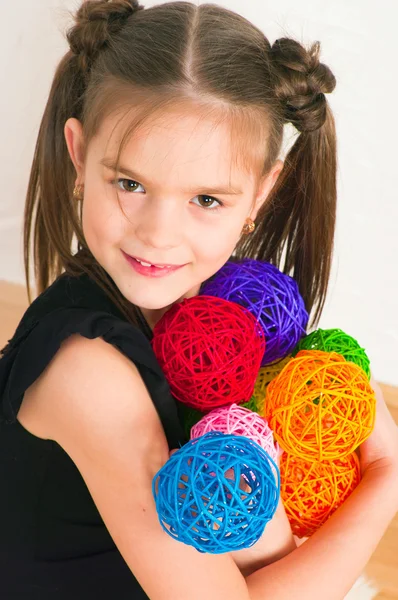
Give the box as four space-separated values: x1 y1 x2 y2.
65 105 282 326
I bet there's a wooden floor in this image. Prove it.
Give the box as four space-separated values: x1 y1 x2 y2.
0 279 397 598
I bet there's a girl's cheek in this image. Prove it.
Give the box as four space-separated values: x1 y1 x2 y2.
196 223 242 256
195 240 238 272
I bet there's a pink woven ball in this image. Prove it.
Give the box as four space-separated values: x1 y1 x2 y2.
152 296 265 411
190 403 280 465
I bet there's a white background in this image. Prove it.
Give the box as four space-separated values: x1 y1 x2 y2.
1 0 397 384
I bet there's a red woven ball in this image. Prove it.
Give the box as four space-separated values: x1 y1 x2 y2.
152 295 265 411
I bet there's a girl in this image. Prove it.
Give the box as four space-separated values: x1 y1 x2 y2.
0 1 397 598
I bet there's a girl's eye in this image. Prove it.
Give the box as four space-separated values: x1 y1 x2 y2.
113 179 223 211
192 195 223 211
114 178 144 193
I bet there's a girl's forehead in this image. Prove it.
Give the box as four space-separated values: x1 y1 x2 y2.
98 106 232 152
93 104 266 180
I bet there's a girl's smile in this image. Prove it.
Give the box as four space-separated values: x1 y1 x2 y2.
121 250 188 278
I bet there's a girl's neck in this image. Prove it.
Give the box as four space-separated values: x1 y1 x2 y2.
139 283 202 331
139 306 171 331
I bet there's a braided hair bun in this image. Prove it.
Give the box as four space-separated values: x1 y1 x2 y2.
67 0 144 73
270 38 336 133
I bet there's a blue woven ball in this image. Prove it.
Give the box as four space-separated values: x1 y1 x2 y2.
152 431 280 554
201 258 309 365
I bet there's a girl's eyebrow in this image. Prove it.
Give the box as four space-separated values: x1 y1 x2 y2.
99 157 243 196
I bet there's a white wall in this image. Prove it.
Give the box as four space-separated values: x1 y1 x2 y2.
1 0 397 384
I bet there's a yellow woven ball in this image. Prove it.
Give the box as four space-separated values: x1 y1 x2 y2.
265 350 376 461
252 355 292 415
280 451 361 538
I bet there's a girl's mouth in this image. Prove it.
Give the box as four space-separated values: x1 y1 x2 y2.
122 250 186 278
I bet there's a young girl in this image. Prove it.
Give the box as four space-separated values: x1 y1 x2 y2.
1 1 397 598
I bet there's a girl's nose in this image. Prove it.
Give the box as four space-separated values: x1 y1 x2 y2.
134 198 184 250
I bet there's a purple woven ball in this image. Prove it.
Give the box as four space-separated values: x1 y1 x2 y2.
201 259 308 365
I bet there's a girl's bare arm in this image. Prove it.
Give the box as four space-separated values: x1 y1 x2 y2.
28 335 398 600
230 469 297 577
246 463 398 599
234 374 398 588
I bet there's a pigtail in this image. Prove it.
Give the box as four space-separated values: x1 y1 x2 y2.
23 0 143 324
23 49 84 300
236 39 337 326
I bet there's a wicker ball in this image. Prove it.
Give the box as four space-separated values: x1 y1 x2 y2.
152 431 280 554
240 395 259 413
190 403 279 467
295 328 371 379
201 258 308 365
265 350 376 461
252 356 292 415
152 295 265 411
280 451 361 538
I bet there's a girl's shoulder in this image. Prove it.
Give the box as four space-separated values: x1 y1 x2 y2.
0 272 185 449
23 324 249 600
1 271 123 356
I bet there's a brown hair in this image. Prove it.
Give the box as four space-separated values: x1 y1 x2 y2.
24 0 337 326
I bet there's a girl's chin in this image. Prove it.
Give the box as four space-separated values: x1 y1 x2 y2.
114 270 203 310
124 290 189 312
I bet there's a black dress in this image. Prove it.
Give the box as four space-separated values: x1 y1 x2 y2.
0 272 187 599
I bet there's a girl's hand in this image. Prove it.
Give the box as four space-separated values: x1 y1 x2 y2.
357 376 398 479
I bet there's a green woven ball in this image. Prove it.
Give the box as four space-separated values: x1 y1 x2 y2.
177 403 205 438
294 328 371 379
241 395 261 413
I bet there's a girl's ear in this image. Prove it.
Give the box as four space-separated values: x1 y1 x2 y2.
64 118 86 184
251 159 284 220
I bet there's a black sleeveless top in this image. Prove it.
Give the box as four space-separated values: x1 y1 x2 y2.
0 272 187 599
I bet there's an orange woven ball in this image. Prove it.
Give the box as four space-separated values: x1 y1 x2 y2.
265 350 376 461
280 451 361 538
252 355 292 415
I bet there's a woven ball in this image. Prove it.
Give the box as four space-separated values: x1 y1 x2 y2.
152 295 265 411
152 431 280 554
240 395 259 413
252 355 292 415
280 451 361 538
201 258 308 365
295 328 371 379
265 350 376 461
190 403 279 467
